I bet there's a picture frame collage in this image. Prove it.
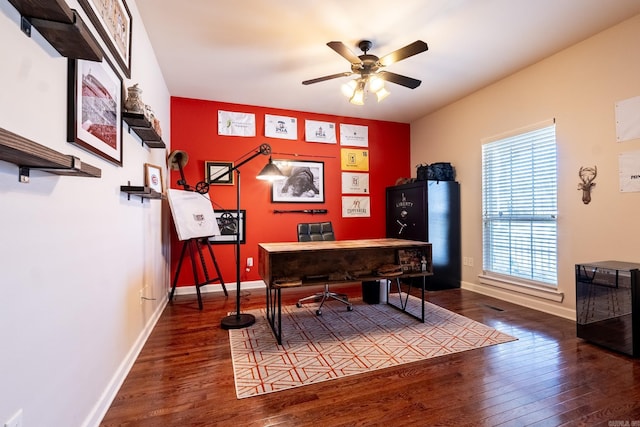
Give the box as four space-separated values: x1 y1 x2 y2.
213 110 371 213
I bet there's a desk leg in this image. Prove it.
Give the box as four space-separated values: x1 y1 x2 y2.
386 277 426 323
421 275 425 321
266 286 283 345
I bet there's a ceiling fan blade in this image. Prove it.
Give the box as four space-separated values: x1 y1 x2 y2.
378 40 428 67
377 71 422 89
327 41 362 64
302 72 353 85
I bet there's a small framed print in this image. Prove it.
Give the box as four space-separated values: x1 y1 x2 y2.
208 210 246 244
206 161 234 185
144 163 163 193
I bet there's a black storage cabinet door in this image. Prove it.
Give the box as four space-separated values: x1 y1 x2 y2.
385 180 461 289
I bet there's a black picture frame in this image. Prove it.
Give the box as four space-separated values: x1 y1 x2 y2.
79 0 133 78
208 210 246 244
206 161 234 185
271 160 325 203
67 58 123 166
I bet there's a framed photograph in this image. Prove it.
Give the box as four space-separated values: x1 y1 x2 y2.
397 248 431 273
206 161 234 185
67 58 123 166
271 160 325 203
208 210 246 244
79 0 132 78
144 163 163 193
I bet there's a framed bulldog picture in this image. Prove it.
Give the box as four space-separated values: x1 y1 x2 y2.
271 160 324 203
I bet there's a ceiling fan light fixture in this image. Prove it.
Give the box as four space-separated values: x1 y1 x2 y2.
341 79 357 97
349 90 365 105
349 79 366 105
304 39 427 105
369 75 385 93
375 87 390 102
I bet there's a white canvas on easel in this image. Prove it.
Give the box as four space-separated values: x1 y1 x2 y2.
167 189 220 240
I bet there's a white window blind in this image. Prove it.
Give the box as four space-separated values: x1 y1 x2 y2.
482 121 557 286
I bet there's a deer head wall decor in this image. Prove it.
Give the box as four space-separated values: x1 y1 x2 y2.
578 166 597 204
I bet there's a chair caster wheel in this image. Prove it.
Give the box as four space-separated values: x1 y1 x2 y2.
316 309 322 316
347 306 353 312
296 302 302 308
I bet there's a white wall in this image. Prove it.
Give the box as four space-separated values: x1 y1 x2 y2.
0 1 170 426
411 14 640 319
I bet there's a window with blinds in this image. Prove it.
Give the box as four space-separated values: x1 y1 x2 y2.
482 121 557 286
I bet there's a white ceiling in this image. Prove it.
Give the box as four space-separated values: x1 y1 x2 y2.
135 0 640 123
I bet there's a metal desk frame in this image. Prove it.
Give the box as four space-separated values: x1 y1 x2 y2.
260 239 432 345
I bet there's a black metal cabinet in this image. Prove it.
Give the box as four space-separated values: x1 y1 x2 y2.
576 261 640 356
385 180 461 289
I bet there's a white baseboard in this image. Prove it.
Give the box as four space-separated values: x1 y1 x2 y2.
172 280 267 295
82 298 167 427
462 280 576 320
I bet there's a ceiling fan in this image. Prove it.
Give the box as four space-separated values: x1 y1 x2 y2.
302 39 428 104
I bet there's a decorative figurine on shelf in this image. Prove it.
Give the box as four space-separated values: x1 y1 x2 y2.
144 104 155 122
124 84 145 114
578 165 597 204
144 104 162 136
153 117 162 137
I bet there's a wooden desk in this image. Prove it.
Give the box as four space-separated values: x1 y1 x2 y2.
258 238 433 344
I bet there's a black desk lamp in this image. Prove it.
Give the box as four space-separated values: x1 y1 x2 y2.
215 143 285 329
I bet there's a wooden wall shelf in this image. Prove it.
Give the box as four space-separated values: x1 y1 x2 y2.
7 0 103 62
120 185 163 202
122 113 166 149
0 127 101 182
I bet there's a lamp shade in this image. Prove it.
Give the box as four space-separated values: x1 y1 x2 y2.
376 87 391 102
257 158 286 181
369 75 385 93
167 150 189 170
341 79 357 98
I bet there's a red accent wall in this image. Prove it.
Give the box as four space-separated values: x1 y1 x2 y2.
170 97 411 286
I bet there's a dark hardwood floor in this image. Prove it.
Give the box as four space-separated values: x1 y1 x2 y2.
100 286 640 426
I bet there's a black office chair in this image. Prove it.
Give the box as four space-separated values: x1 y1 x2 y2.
296 222 352 315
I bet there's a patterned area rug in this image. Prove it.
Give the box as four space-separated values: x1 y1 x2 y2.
229 295 516 399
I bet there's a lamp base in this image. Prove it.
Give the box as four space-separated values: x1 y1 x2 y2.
220 313 256 330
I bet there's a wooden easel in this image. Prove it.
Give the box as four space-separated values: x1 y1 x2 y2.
169 236 227 310
166 150 227 309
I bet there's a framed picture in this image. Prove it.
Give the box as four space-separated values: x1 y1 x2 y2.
67 58 123 166
271 160 325 203
79 0 132 78
206 161 234 185
208 210 246 244
144 163 163 193
397 248 431 273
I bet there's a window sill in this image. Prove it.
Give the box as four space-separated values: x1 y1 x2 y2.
478 273 564 303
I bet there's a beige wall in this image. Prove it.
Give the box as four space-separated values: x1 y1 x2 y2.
411 14 640 319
